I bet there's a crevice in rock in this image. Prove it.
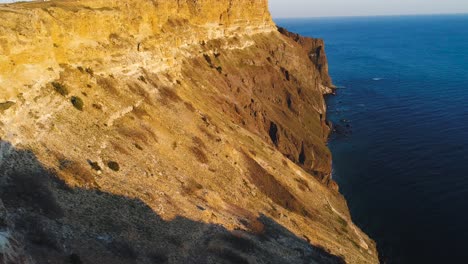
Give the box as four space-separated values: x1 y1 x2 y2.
268 122 279 146
280 67 290 81
299 143 306 165
286 92 293 111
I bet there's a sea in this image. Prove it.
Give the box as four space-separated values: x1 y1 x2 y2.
276 15 468 264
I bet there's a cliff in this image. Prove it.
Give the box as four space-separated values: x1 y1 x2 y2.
0 0 378 263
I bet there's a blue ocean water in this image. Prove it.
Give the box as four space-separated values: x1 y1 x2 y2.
276 15 468 264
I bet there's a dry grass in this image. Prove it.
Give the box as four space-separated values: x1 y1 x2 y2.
190 146 208 164
182 178 203 195
61 161 97 188
117 126 149 145
243 152 308 216
97 76 119 95
110 141 131 156
192 136 206 149
158 86 181 105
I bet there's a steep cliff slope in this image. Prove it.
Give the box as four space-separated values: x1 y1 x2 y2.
0 0 378 263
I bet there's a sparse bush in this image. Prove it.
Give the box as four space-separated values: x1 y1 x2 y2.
203 54 212 65
85 67 94 76
107 161 120 172
134 143 143 150
0 101 15 111
182 178 203 194
92 103 102 110
71 96 84 111
216 66 223 73
138 75 147 83
87 160 102 171
61 161 97 187
52 82 69 96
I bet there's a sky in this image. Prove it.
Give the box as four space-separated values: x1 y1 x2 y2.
269 0 468 18
1 0 468 18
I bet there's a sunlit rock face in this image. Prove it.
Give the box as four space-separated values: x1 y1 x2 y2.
0 1 378 263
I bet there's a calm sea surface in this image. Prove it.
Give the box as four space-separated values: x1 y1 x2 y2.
276 15 468 264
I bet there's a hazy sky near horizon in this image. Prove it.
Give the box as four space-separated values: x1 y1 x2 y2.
269 0 468 18
1 0 468 18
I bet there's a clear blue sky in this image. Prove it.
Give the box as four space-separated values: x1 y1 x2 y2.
269 0 468 18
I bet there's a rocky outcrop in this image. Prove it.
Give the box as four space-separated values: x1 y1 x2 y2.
278 27 334 93
0 0 378 263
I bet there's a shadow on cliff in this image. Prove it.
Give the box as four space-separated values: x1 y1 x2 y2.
0 140 345 264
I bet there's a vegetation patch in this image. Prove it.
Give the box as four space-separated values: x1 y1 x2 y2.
85 67 94 76
51 82 69 96
203 54 213 65
138 75 147 83
0 101 15 112
87 160 102 171
184 101 195 112
192 136 206 149
97 76 119 95
107 161 120 172
190 146 208 164
158 86 181 105
134 143 143 150
61 161 97 188
70 96 84 111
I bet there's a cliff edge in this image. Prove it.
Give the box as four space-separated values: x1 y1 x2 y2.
0 0 378 263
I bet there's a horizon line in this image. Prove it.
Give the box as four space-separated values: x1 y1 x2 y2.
272 12 468 20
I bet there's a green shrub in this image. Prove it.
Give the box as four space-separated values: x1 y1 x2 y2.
70 96 84 111
87 160 102 171
0 101 15 111
138 75 147 83
52 82 69 96
107 161 120 171
203 54 212 65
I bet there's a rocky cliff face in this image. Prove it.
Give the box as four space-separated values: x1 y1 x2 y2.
0 0 378 263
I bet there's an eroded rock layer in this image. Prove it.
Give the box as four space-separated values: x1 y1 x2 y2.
0 0 378 263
